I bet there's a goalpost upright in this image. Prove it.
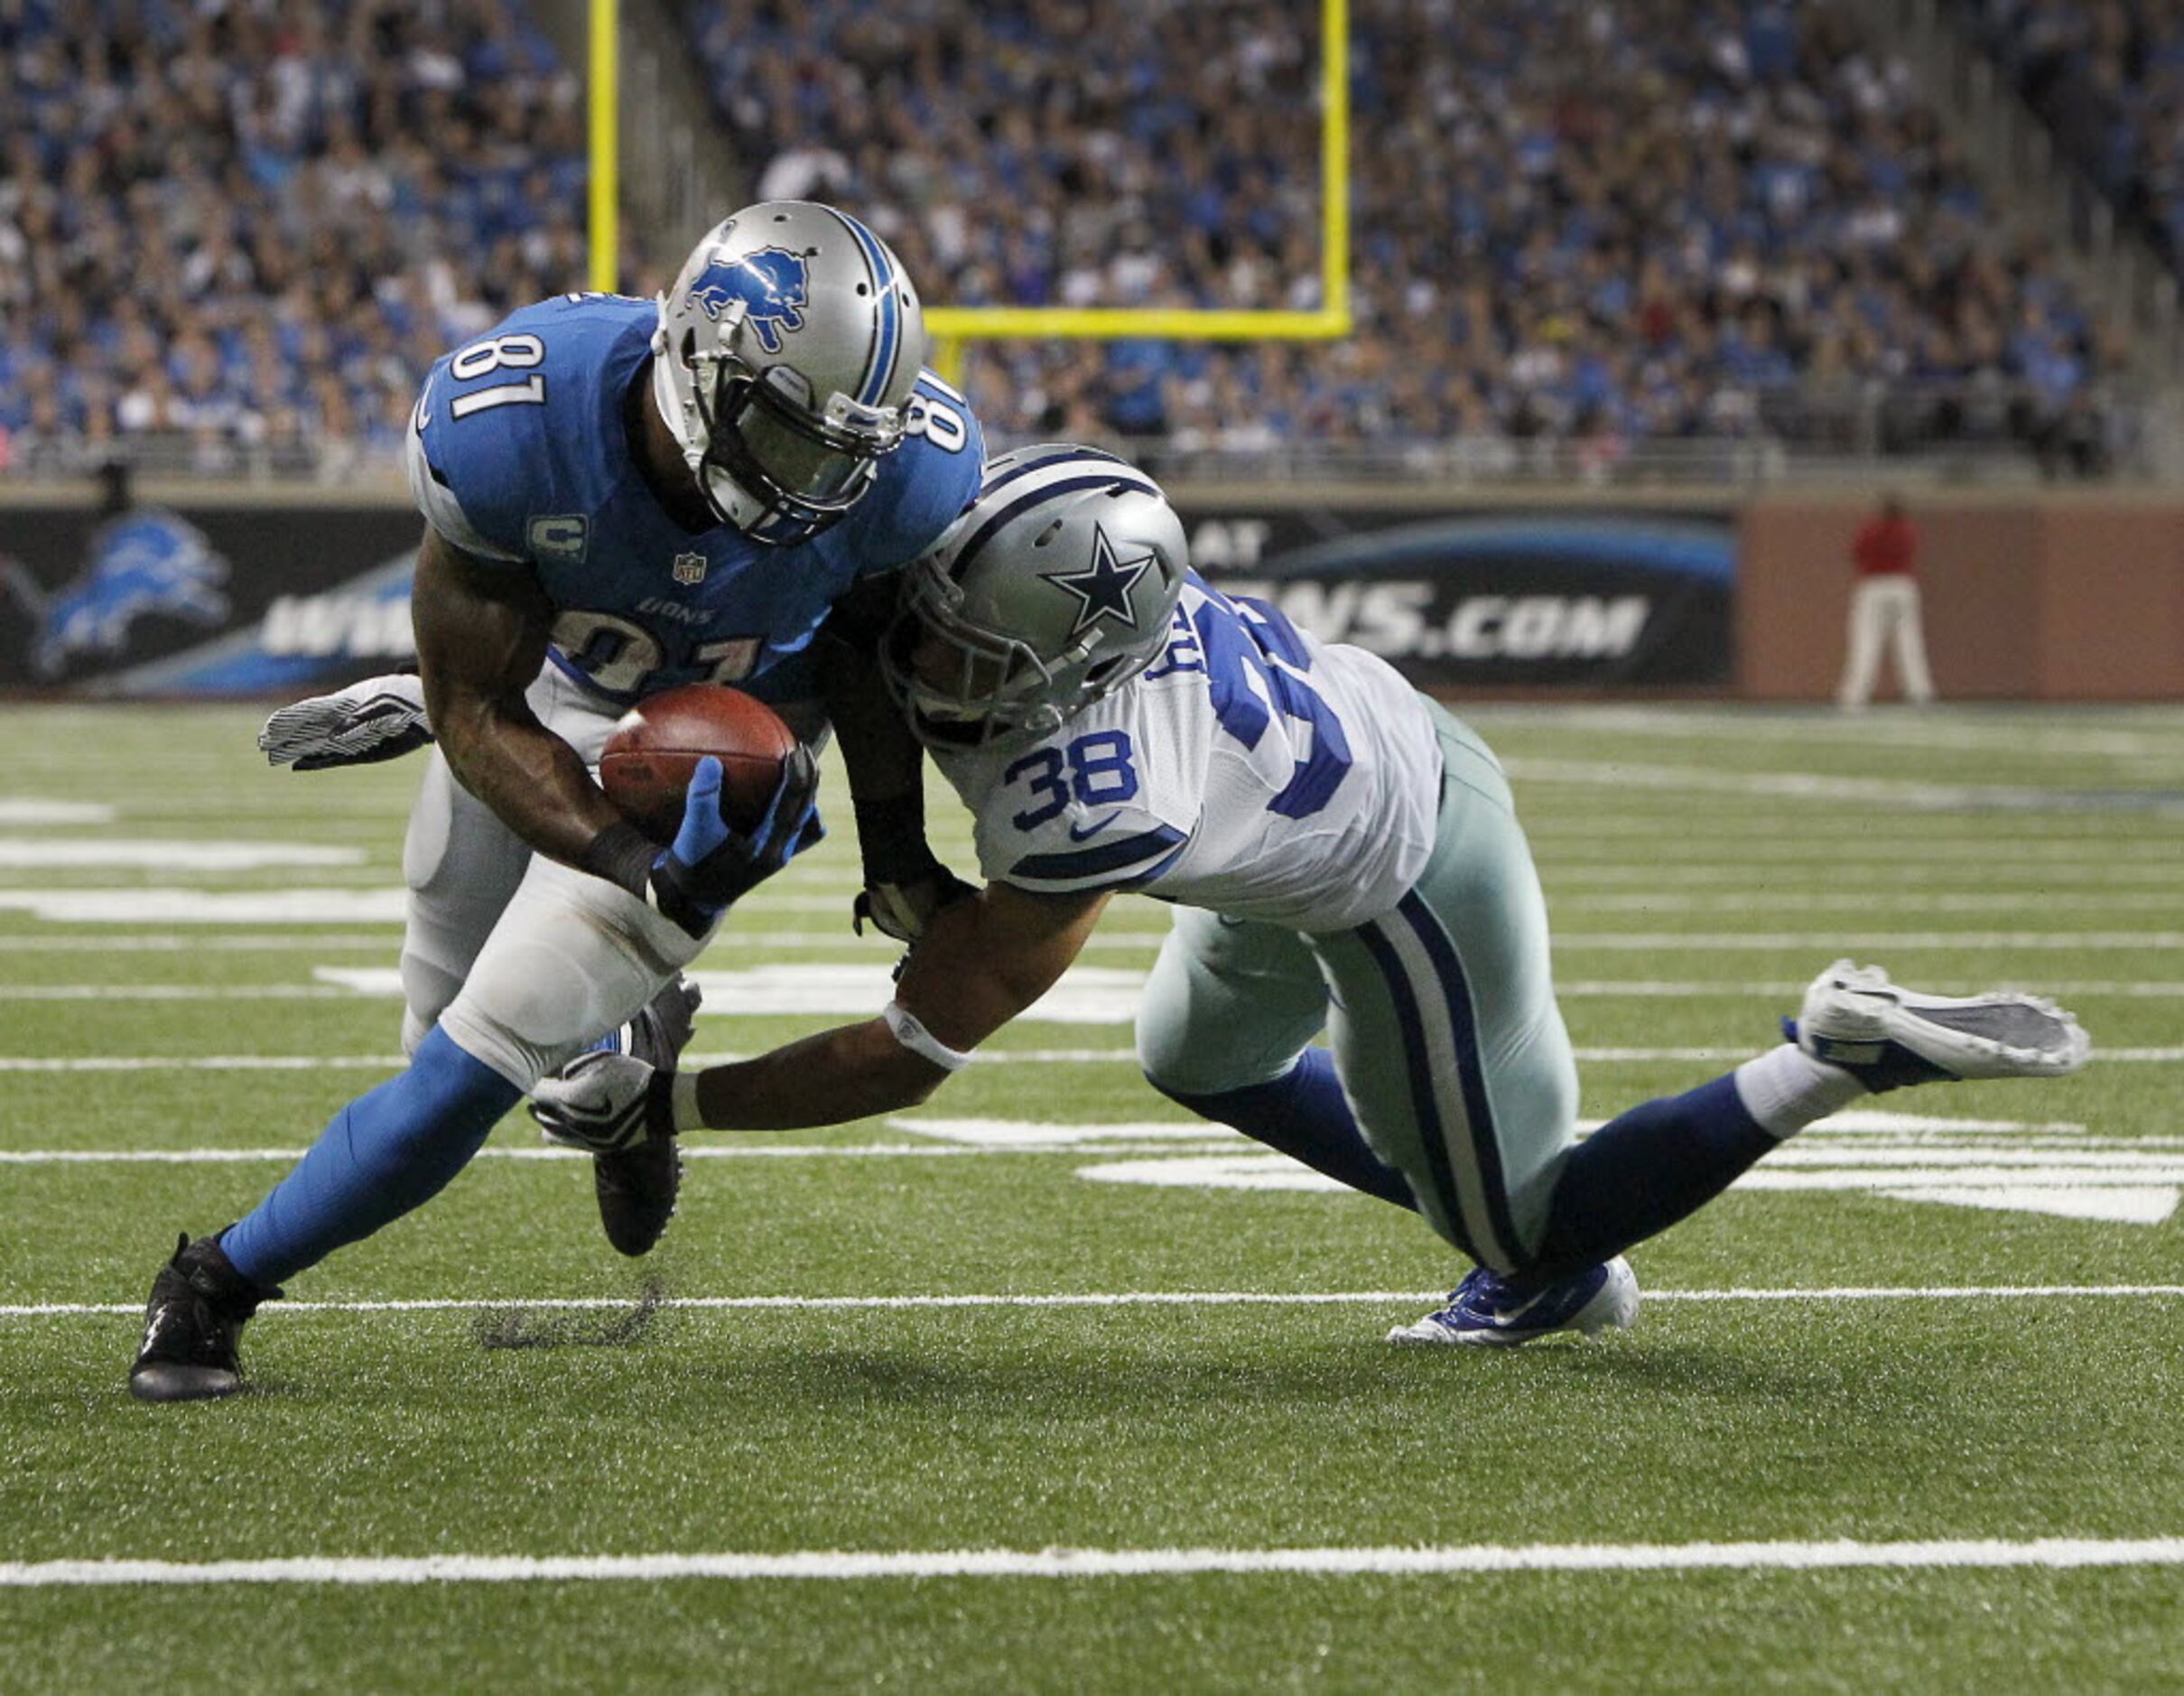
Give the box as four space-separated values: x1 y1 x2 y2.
588 0 1351 374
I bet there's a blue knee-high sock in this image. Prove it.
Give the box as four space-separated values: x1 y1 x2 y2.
1152 1048 1418 1212
1528 1075 1778 1277
221 1028 523 1287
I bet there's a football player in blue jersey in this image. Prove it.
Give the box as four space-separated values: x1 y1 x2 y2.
528 447 2093 1350
129 203 984 1402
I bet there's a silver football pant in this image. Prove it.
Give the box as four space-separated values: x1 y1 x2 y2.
1136 700 1579 1272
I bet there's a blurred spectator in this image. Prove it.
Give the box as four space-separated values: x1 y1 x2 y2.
1957 0 2184 273
0 0 596 473
0 0 2133 475
685 0 2124 466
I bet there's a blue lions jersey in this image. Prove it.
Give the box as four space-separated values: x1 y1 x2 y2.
403 294 982 703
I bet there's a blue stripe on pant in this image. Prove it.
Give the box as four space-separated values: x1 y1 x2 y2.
1352 894 1525 1271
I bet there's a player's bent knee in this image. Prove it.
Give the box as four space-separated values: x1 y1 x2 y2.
1136 1006 1269 1099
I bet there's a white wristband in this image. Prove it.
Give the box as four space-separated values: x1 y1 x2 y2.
882 1001 972 1073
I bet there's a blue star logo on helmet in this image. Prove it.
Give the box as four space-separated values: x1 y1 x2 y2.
685 247 810 354
1044 525 1154 641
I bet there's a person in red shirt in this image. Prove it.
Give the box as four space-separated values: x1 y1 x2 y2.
1837 493 1937 709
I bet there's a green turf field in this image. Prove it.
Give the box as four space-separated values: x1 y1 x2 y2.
1 702 2179 1692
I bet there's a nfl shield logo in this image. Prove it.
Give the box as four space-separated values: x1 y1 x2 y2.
672 552 707 585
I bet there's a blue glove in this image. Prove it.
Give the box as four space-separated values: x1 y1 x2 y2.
646 749 824 937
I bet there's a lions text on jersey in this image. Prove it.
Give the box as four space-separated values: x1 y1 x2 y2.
404 294 981 703
934 573 1445 932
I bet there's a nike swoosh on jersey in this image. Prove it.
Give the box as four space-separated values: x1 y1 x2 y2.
1067 812 1122 843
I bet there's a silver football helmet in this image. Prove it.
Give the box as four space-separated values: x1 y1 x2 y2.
884 444 1191 753
653 201 926 545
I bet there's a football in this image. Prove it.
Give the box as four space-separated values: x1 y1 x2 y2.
597 684 798 844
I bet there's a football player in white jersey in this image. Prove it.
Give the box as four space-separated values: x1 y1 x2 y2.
538 444 2091 1345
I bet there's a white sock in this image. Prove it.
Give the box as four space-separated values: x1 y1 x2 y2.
1733 1044 1866 1139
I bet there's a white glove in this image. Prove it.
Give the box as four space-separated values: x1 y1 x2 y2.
529 1050 664 1152
851 866 978 945
259 672 432 769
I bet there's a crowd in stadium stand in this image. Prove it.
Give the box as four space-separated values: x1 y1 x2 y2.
0 0 589 476
686 0 2128 475
1958 0 2184 269
0 0 2138 477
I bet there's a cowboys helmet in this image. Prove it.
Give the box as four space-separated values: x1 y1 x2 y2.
654 201 926 545
884 445 1190 753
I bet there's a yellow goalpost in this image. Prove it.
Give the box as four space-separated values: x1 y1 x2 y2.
588 0 1352 371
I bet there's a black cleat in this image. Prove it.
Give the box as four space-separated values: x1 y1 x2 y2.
590 974 701 1257
128 1232 283 1402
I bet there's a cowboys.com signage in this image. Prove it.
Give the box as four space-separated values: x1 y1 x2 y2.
1189 508 1734 687
0 498 1733 695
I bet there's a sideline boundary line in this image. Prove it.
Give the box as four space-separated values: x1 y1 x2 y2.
5 1537 2182 1588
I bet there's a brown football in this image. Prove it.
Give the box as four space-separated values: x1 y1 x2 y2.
597 685 798 844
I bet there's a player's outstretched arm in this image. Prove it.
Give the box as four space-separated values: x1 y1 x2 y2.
817 582 973 943
531 881 1110 1141
412 526 631 872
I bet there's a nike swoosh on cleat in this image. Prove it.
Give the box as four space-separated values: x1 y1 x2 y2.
1067 812 1122 843
1486 1289 1558 1328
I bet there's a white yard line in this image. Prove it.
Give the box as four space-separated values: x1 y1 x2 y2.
4 1537 2183 1589
1537 864 2184 886
1552 932 2184 950
1550 981 2184 998
0 986 372 1002
3 1046 2179 1072
1471 705 2184 758
0 1144 1171 1165
0 840 366 870
0 932 1170 954
8 1285 2184 1320
1547 893 2184 913
1503 758 2184 815
7 975 2184 1002
0 935 403 952
0 800 116 825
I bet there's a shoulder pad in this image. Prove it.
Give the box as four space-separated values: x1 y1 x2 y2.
405 394 525 563
843 370 985 572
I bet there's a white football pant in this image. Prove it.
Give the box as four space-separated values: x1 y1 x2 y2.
1837 575 1936 709
401 659 823 1091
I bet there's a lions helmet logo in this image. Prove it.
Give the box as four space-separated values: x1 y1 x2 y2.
685 247 810 355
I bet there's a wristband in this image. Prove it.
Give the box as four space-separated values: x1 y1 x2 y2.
854 791 938 884
882 1001 972 1073
579 819 658 899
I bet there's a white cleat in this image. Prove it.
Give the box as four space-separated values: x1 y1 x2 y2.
1790 959 2090 1092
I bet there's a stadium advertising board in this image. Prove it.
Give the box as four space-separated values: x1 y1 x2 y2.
1186 507 1736 688
0 503 420 694
0 498 1734 694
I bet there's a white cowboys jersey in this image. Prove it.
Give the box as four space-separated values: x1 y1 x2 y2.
933 573 1445 932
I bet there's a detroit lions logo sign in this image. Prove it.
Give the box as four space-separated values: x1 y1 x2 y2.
1 511 231 681
686 248 810 354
